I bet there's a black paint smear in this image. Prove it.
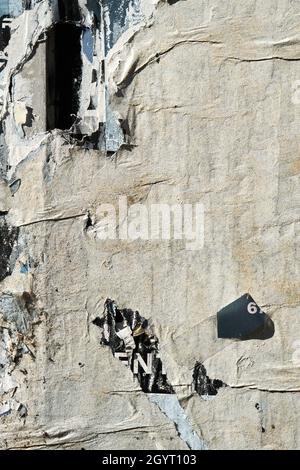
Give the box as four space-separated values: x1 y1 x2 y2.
217 294 275 341
0 217 19 282
193 362 226 396
94 299 174 394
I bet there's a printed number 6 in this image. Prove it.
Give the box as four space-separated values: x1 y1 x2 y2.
247 302 258 315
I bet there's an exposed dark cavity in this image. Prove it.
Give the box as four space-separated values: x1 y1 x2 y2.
46 23 83 131
93 299 174 394
193 362 226 396
58 0 81 22
0 217 19 282
167 0 182 4
217 294 275 341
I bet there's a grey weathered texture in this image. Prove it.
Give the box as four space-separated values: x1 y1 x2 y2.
0 0 300 450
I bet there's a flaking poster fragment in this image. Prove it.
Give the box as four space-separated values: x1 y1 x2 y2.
93 299 174 394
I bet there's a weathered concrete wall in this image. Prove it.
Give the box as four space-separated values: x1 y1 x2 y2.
0 0 300 450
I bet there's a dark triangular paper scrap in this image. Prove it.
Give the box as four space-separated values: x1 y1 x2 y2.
217 294 274 340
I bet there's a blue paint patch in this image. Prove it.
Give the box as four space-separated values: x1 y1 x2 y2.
0 1 9 17
20 262 29 274
103 0 131 51
0 0 10 17
5 0 22 17
0 0 40 18
82 28 93 63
